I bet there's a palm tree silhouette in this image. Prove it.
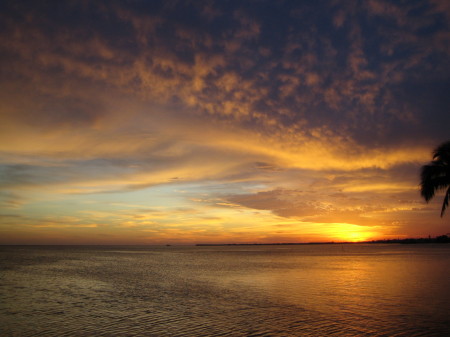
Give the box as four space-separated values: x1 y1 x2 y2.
420 140 450 217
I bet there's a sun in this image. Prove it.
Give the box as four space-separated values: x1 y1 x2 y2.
341 232 371 243
324 223 379 242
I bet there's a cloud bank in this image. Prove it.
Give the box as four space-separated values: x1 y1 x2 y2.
0 0 449 243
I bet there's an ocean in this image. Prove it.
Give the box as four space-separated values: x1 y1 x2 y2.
1 244 449 336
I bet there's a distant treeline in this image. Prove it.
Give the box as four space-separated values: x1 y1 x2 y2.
196 235 450 246
368 235 450 244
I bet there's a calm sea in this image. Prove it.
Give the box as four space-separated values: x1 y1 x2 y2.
1 244 449 336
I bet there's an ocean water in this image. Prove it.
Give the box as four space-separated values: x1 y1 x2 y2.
1 244 449 336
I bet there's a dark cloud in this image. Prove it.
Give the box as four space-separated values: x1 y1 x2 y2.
1 0 448 146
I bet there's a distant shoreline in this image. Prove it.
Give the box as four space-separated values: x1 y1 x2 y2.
1 235 448 247
196 235 450 246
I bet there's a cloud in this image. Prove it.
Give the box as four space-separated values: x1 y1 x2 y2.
0 1 449 243
0 192 25 209
1 0 448 146
222 161 428 228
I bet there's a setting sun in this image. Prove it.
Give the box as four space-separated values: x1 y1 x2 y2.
318 223 382 243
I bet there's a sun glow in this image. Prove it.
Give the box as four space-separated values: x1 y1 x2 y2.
322 223 381 242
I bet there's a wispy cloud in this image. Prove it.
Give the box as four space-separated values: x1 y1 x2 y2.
0 1 449 243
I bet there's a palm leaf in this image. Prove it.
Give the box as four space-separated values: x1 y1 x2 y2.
420 140 450 217
433 141 450 163
420 164 450 201
441 186 450 217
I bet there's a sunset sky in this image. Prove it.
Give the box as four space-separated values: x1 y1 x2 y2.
0 0 449 244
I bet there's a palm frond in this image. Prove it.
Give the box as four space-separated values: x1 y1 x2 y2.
441 186 450 217
420 140 450 217
433 141 450 163
420 163 450 202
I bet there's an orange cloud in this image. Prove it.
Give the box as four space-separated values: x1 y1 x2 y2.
1 1 448 244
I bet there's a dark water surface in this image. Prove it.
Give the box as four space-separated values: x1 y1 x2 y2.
1 244 449 336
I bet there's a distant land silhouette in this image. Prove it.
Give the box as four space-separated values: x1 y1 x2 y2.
196 235 450 246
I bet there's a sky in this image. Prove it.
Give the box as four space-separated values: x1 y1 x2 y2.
0 0 449 245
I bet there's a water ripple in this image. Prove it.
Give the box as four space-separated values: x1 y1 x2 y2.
1 245 449 336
